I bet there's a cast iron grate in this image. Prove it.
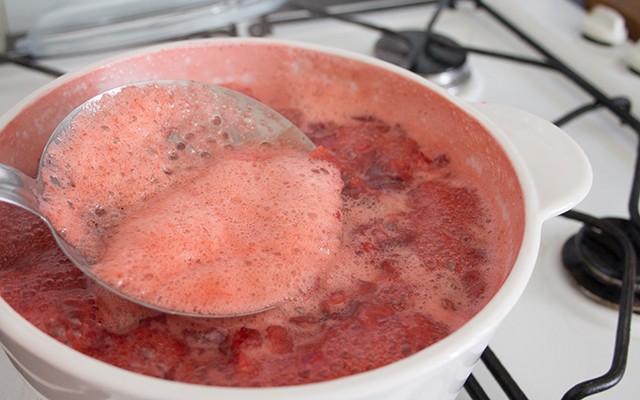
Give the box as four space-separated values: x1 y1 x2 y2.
0 1 637 399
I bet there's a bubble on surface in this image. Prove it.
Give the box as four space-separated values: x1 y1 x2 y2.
167 150 179 160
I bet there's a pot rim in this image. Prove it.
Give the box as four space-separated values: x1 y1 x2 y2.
0 37 543 399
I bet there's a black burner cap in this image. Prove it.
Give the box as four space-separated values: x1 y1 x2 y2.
562 217 640 312
374 30 470 91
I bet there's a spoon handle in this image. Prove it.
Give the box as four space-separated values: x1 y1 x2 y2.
0 164 42 216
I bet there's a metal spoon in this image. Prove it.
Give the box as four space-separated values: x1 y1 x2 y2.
0 80 316 317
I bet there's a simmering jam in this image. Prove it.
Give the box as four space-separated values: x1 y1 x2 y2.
0 110 512 387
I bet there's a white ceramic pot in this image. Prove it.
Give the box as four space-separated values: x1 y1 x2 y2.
0 39 591 400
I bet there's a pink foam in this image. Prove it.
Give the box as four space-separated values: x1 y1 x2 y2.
39 82 344 315
92 150 343 315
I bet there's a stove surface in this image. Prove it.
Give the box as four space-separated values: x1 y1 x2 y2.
0 1 638 399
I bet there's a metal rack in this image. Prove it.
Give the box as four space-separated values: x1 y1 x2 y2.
0 1 636 399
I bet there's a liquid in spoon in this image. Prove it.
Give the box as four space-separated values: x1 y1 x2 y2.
36 80 344 316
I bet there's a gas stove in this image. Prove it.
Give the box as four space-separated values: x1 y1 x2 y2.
0 1 639 399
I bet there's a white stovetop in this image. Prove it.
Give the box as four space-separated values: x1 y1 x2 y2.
0 0 639 399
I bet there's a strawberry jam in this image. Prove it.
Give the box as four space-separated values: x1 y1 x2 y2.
0 112 514 387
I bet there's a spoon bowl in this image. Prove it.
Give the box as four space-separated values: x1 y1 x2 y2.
0 80 320 318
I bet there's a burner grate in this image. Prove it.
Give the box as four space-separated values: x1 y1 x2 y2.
2 1 638 399
374 30 471 93
562 217 640 313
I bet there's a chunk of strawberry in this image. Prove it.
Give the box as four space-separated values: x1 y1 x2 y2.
266 325 294 355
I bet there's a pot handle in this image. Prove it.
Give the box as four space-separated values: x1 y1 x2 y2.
471 103 592 220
